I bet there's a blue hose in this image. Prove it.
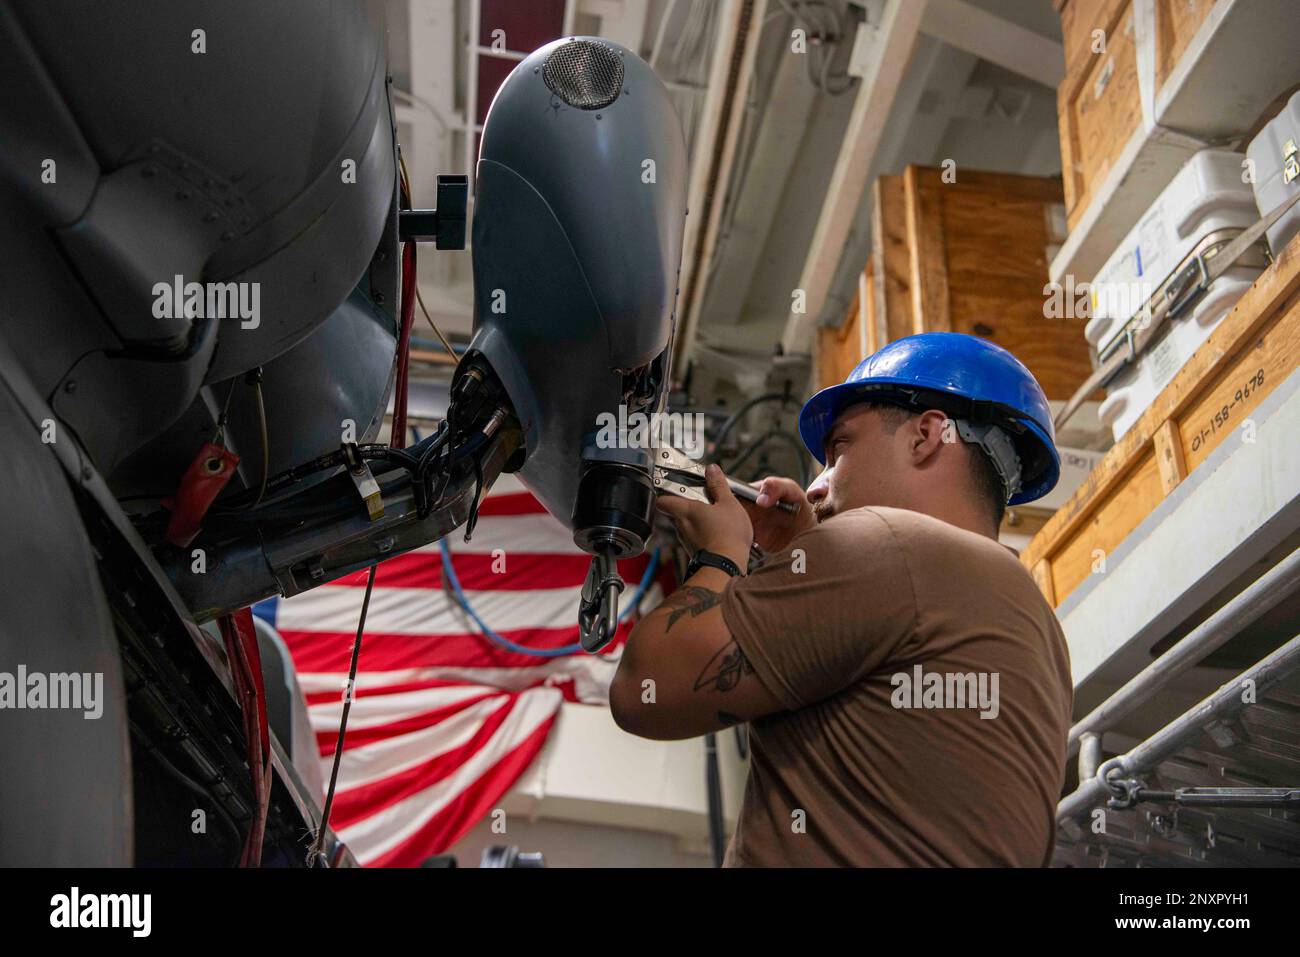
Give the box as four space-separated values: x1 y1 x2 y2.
438 539 660 657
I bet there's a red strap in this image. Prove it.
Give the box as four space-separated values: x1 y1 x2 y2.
218 608 272 866
166 441 240 547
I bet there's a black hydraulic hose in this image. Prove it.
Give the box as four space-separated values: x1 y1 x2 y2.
728 428 810 486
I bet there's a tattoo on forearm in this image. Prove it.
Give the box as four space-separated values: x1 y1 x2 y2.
693 638 754 693
661 585 723 632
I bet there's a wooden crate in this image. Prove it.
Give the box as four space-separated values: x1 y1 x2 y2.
1023 233 1300 607
1056 0 1129 77
865 166 1093 402
1055 0 1220 228
1057 1 1142 225
1052 0 1300 284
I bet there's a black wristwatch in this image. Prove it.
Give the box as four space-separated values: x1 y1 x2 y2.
686 549 744 579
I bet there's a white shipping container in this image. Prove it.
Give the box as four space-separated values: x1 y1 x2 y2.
1246 88 1300 256
1082 150 1262 442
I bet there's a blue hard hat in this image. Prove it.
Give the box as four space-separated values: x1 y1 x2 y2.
797 333 1060 505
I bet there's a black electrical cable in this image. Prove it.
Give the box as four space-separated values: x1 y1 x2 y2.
307 563 376 868
463 453 485 542
725 430 773 477
240 370 269 511
769 428 812 485
726 428 810 486
708 390 799 462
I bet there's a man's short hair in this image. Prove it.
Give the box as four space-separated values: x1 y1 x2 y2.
855 400 1007 528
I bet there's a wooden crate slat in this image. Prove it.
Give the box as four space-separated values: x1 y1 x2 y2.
904 166 951 333
872 174 915 345
1152 418 1187 495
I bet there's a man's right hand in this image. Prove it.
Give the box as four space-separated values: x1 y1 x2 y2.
738 476 816 554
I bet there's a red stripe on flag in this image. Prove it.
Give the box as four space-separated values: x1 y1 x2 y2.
316 689 503 754
332 550 652 591
361 710 558 866
281 622 631 673
304 676 497 708
327 691 517 828
473 491 550 516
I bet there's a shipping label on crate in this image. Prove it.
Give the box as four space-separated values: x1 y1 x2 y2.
1146 333 1182 394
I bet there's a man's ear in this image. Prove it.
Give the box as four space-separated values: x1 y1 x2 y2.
909 409 950 465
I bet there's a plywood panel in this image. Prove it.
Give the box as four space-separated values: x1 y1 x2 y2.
815 287 865 391
880 167 1092 401
862 270 881 356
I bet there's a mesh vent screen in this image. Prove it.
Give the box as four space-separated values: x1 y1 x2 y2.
542 40 624 110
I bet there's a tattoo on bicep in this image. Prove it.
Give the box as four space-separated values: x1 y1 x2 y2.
661 585 723 632
693 638 755 693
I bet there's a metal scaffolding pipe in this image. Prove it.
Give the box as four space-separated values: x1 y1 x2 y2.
1067 547 1300 755
1078 732 1102 781
1058 633 1300 823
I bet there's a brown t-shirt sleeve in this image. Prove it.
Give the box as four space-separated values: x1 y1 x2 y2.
720 509 918 711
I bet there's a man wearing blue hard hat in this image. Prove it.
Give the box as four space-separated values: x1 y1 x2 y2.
613 332 1073 867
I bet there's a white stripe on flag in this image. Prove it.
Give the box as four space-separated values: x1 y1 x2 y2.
298 654 622 705
412 515 592 555
276 582 652 636
337 686 562 864
309 682 494 730
329 693 511 791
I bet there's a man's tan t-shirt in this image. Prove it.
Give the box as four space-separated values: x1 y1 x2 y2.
719 506 1072 867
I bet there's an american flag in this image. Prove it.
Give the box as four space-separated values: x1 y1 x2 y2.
254 472 671 866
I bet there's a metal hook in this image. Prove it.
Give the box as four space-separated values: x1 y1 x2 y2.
579 549 624 653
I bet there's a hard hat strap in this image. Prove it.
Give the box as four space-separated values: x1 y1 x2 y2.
954 420 1023 503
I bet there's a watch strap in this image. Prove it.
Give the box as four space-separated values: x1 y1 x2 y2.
687 549 743 579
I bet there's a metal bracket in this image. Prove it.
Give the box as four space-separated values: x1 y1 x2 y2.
397 175 468 248
342 443 384 521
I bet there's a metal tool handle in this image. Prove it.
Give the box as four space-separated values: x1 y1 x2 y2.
1138 786 1300 808
727 477 800 514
